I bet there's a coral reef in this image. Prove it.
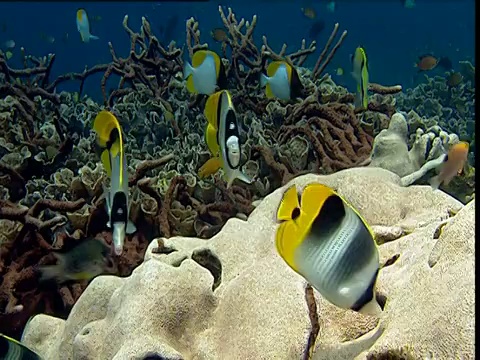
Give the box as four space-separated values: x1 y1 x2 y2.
0 4 472 346
395 63 475 163
21 168 474 360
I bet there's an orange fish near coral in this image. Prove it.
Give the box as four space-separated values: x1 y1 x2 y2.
430 141 469 189
415 54 452 72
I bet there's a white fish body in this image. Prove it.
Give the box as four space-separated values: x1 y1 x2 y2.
295 199 381 315
217 91 252 188
105 152 136 255
183 54 217 95
76 9 99 43
260 63 291 100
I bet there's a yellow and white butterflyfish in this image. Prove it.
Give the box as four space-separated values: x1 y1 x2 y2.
275 183 383 316
351 46 369 110
183 49 227 95
76 8 99 43
259 60 304 100
93 110 136 255
198 90 252 188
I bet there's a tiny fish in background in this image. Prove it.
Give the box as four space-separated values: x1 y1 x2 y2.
198 90 252 188
38 237 111 283
3 39 15 49
4 50 12 60
210 27 228 42
0 333 42 359
183 49 228 95
430 142 469 190
446 71 463 87
415 54 453 72
351 46 369 110
402 0 416 8
93 110 136 255
301 6 316 19
326 1 336 13
260 60 304 100
76 8 99 43
336 67 344 76
275 183 383 316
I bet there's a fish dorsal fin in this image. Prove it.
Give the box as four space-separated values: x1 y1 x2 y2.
192 50 208 68
277 185 300 222
267 61 285 77
76 9 85 22
101 149 112 177
186 75 196 93
205 123 220 156
204 91 223 129
93 110 124 187
300 183 336 230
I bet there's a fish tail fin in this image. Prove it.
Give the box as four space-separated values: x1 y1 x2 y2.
126 220 136 234
183 61 194 80
429 175 442 190
198 157 222 178
260 73 269 88
38 264 62 283
227 169 252 189
89 34 99 41
437 56 453 71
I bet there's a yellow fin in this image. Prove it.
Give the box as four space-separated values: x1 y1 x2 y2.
198 157 222 178
186 75 196 93
265 83 274 98
275 218 302 272
205 123 220 156
204 91 223 128
192 50 207 68
101 149 112 176
277 185 300 222
77 9 84 22
301 183 334 219
93 110 124 186
267 61 285 77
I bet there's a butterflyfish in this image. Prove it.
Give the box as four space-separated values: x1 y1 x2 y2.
430 141 469 190
93 110 136 255
198 90 252 188
183 49 227 95
76 9 99 43
260 61 304 101
0 333 42 360
38 237 111 284
275 183 383 316
351 46 369 110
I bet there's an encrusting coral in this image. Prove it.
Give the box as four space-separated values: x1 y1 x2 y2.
0 5 472 347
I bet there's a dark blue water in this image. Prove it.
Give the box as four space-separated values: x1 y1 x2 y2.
1 1 474 102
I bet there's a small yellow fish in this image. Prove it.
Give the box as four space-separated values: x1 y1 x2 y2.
260 61 304 100
183 50 227 95
198 90 252 188
301 7 316 19
0 333 42 359
351 46 369 110
5 50 12 60
93 111 136 255
76 8 99 43
275 183 383 316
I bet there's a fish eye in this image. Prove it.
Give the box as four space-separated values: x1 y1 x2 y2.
291 207 301 220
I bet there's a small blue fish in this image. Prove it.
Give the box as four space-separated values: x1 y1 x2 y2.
76 9 99 43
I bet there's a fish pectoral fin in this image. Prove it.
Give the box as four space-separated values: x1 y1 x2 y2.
126 220 137 234
198 157 222 178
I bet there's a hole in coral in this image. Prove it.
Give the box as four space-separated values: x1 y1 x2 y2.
151 238 176 255
81 328 90 336
171 256 188 267
376 292 387 311
191 249 222 291
433 222 448 239
366 345 416 360
381 254 400 269
142 354 168 360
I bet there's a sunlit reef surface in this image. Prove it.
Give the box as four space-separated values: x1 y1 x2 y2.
0 5 475 346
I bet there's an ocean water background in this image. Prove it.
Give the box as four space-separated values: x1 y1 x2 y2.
0 0 475 102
